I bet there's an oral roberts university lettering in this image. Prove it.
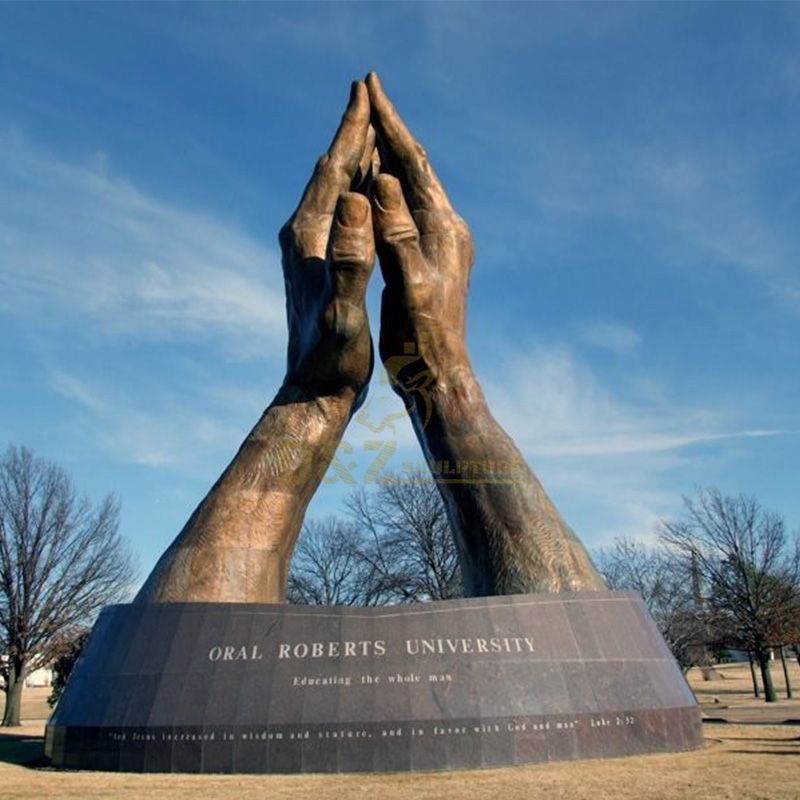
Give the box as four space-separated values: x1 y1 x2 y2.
207 635 536 662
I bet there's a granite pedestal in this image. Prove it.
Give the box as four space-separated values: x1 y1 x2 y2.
45 591 702 772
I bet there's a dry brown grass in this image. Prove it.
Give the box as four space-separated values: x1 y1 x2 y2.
0 724 797 800
688 659 800 709
1 665 797 800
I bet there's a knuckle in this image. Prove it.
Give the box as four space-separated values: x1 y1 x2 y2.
453 215 472 241
331 226 373 267
323 151 355 181
315 153 330 173
412 207 448 233
294 222 327 261
383 225 419 246
333 151 359 175
331 242 373 271
405 276 437 300
323 299 365 340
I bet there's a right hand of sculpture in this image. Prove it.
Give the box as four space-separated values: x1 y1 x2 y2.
279 81 376 411
365 73 476 401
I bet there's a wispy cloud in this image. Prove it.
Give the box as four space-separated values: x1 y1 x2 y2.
784 57 800 93
637 149 800 313
49 369 247 470
431 58 800 317
542 457 680 546
476 340 797 545
482 342 794 459
576 320 641 354
0 130 285 354
505 136 800 311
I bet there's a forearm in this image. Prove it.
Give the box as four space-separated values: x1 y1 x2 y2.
136 383 356 603
403 363 605 595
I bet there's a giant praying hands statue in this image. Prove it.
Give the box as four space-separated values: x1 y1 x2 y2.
137 75 604 604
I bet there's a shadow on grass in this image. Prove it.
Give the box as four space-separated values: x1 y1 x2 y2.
0 731 48 767
724 736 800 743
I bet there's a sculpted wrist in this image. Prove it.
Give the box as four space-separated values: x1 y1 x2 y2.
395 357 492 441
384 334 477 403
276 379 360 419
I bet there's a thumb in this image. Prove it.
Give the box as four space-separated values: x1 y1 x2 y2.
328 192 375 305
369 173 426 287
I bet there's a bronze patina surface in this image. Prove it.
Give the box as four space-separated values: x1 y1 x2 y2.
137 74 604 604
138 82 377 603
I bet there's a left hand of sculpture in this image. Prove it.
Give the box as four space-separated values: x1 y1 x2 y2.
137 81 379 604
279 81 377 406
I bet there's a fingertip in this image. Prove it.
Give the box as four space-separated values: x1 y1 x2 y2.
347 80 369 115
336 191 371 228
330 191 376 282
365 72 387 104
371 173 403 212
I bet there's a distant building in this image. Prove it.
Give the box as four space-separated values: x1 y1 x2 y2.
24 664 53 687
1 654 54 687
718 648 776 663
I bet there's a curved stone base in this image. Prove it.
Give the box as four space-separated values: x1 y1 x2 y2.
45 592 702 773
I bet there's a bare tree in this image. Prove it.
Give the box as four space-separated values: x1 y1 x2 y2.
766 575 800 699
594 537 707 672
288 472 462 607
0 445 136 726
346 472 462 603
287 519 392 607
658 488 799 703
780 536 800 695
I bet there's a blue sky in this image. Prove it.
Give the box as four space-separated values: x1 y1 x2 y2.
1 2 798 587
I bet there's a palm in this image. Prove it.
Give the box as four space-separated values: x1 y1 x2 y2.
282 247 373 404
378 230 472 378
278 81 376 410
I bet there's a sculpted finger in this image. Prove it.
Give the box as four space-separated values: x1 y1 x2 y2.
370 145 381 178
311 81 370 211
352 125 377 192
327 81 371 177
366 72 453 217
328 192 375 305
369 173 427 288
287 81 371 259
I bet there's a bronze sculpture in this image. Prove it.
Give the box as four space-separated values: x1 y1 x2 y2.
137 74 603 604
51 77 705 780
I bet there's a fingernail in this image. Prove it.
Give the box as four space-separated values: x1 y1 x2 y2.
337 193 369 227
348 80 366 109
373 175 402 211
